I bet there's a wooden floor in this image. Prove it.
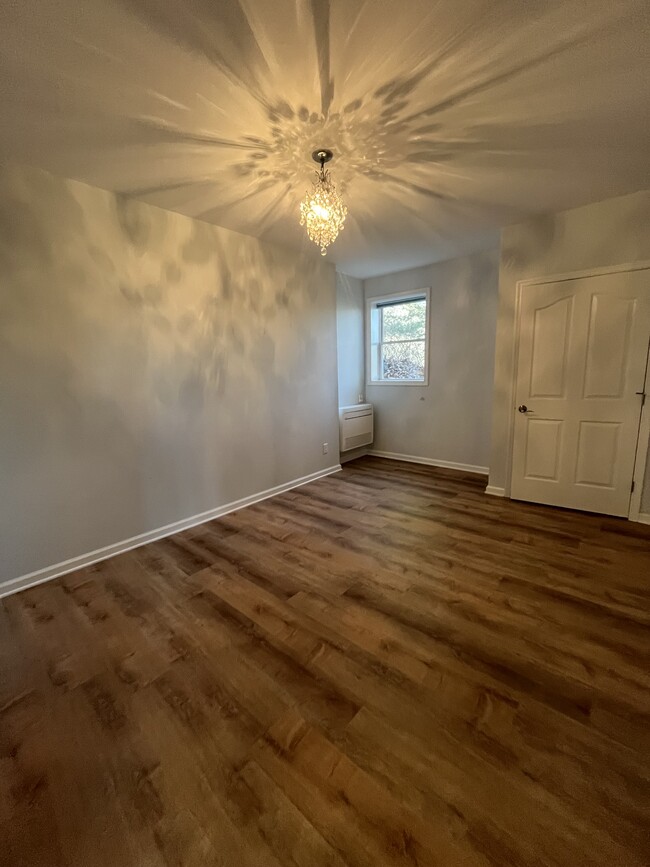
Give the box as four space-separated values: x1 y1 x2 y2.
1 457 649 867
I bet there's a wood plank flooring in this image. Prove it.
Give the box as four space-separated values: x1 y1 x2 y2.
1 456 649 866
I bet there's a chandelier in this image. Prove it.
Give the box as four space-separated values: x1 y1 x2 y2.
299 149 347 255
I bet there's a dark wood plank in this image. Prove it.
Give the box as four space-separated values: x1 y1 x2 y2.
1 456 649 866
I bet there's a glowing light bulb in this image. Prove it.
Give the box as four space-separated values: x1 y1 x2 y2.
311 203 331 220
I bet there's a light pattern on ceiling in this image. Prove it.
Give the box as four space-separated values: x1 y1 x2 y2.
0 0 648 277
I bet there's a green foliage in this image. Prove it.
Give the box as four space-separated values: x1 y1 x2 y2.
381 299 426 342
380 298 426 380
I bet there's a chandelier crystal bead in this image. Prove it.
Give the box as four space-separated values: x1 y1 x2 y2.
299 150 347 255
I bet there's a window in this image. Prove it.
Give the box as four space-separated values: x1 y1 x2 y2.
367 289 430 385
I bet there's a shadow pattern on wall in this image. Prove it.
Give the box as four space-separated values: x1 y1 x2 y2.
0 162 337 579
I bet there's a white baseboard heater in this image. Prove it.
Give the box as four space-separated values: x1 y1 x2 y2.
339 403 374 452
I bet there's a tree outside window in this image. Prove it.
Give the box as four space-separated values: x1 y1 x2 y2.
368 290 430 385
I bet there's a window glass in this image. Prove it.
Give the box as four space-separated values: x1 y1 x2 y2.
382 338 425 380
368 290 429 385
381 299 426 342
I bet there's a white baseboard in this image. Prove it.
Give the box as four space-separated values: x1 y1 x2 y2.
0 464 342 600
485 485 506 497
635 512 650 525
367 450 488 476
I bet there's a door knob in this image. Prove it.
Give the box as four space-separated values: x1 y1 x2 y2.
518 405 532 413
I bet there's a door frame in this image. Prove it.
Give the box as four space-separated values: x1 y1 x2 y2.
505 260 650 522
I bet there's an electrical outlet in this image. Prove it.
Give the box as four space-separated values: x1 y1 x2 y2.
358 394 365 404
322 442 329 455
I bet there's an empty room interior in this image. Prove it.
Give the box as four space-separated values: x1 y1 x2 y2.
1 1 650 865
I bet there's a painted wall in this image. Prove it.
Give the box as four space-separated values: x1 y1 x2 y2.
0 164 339 585
336 272 365 407
488 189 650 510
364 249 499 471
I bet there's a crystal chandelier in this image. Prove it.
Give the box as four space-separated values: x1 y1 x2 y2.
300 149 347 255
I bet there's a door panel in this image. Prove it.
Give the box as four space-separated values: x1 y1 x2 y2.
574 421 619 487
523 419 563 481
511 270 649 516
530 297 572 397
583 294 635 398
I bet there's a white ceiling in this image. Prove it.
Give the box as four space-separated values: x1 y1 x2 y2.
0 0 648 278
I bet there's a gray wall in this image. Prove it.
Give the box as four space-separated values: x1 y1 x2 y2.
365 249 499 471
336 272 365 407
488 189 650 510
0 164 339 585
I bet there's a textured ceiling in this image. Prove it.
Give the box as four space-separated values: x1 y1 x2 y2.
0 0 649 278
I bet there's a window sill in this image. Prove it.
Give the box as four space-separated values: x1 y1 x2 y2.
367 380 429 387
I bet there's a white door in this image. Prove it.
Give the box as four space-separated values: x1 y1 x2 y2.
511 270 649 516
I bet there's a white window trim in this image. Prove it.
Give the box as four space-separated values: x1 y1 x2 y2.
366 287 430 386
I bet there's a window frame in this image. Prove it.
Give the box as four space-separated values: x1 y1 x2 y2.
366 287 431 386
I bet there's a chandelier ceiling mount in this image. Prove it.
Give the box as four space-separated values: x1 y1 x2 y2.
311 148 333 166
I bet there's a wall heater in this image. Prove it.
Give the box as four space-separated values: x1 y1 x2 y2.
339 403 374 452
